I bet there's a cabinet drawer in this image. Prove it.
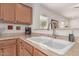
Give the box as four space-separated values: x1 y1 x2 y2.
0 39 16 47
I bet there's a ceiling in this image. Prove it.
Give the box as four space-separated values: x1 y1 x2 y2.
41 3 79 20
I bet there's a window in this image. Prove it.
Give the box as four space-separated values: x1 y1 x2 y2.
40 15 49 29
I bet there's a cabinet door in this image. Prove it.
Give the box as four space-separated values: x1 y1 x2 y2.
16 39 21 56
33 48 47 56
16 4 32 24
22 41 33 55
16 4 27 24
0 49 3 56
3 45 16 56
17 42 23 56
26 7 32 24
20 46 32 56
1 3 15 23
17 39 32 56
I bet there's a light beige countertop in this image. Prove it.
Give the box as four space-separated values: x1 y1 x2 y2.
0 33 79 56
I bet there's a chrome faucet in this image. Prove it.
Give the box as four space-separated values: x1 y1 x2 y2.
48 19 58 38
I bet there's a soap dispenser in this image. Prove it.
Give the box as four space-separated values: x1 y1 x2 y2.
68 30 75 42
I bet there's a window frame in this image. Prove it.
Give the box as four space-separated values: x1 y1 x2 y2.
40 15 49 30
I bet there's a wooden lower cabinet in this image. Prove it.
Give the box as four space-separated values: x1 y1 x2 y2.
16 39 32 56
22 40 33 55
0 39 47 56
17 43 32 56
0 39 16 56
18 39 47 56
0 45 16 56
20 46 32 56
3 45 16 56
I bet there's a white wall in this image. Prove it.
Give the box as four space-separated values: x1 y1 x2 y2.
29 3 68 29
32 4 40 29
40 6 67 21
40 6 70 29
70 19 79 29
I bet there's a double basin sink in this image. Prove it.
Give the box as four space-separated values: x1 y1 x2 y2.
27 36 75 55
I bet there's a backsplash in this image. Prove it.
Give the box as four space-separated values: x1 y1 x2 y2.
0 23 31 34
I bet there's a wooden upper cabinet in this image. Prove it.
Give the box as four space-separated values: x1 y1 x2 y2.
1 3 16 23
0 3 32 24
15 4 32 24
16 4 27 24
